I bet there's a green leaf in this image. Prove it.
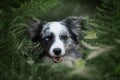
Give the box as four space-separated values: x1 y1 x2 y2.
84 31 97 39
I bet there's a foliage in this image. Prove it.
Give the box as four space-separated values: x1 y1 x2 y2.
0 0 60 80
85 0 120 79
0 0 120 80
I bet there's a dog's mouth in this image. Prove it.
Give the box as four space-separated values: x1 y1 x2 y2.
52 56 63 63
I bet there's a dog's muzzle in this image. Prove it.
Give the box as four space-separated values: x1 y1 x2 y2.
51 48 64 63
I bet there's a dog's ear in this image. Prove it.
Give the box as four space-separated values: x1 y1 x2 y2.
63 16 85 44
27 18 45 42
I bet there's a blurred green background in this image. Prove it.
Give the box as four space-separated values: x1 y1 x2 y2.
0 0 120 80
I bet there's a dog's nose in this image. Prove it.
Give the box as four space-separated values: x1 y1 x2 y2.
53 48 61 55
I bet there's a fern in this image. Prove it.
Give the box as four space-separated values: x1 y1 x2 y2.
0 0 60 80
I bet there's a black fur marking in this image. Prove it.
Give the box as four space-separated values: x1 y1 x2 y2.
63 16 85 44
28 18 45 42
41 32 55 52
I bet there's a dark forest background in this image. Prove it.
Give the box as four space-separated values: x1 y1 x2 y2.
0 0 120 80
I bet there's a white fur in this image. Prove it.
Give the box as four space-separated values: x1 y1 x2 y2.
46 22 68 57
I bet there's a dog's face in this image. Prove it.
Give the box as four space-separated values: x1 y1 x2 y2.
41 22 69 57
28 17 84 63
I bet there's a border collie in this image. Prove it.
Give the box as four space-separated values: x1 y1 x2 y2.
28 16 84 65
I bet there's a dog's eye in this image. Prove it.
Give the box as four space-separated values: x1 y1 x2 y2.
44 35 52 41
60 35 68 40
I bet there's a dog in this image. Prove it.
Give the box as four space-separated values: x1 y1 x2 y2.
28 16 84 65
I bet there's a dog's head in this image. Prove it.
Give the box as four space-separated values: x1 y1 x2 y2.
28 16 85 63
